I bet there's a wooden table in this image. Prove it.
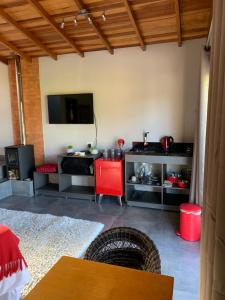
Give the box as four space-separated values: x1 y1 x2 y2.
25 256 174 300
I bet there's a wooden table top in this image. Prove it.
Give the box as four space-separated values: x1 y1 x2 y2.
25 256 174 300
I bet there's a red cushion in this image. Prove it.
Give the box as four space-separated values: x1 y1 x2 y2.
36 164 57 173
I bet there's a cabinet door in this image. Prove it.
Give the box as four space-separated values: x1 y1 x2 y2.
95 160 123 196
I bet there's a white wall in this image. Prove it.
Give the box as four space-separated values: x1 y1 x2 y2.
39 39 204 160
0 62 13 155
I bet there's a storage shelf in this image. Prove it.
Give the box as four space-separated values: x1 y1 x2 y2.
37 183 59 192
62 185 95 195
128 190 161 205
34 154 101 200
163 186 190 192
126 182 161 189
125 153 192 211
163 193 189 206
34 171 58 175
127 201 162 210
61 185 95 200
60 173 94 176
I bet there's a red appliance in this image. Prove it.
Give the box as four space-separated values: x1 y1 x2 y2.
177 203 202 241
161 136 174 152
117 138 125 148
95 158 124 198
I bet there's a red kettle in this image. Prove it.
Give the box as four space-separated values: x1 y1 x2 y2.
161 136 174 152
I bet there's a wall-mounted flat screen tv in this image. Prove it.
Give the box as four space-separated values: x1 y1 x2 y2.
47 93 94 124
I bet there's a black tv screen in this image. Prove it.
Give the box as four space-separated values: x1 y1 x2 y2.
47 93 94 124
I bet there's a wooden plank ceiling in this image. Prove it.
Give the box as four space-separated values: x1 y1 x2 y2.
0 0 212 63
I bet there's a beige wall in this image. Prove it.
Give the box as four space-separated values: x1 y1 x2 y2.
39 39 204 160
0 62 13 155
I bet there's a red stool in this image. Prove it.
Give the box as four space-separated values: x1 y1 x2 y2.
177 203 202 241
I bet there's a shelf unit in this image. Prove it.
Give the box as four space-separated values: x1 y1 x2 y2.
34 153 101 200
0 158 11 200
33 172 59 196
125 154 192 211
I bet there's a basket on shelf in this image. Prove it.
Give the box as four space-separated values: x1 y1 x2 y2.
84 227 161 274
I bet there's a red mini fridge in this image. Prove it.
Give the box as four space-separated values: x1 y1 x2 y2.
95 158 124 205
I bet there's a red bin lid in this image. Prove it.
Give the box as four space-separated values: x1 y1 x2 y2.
180 203 202 213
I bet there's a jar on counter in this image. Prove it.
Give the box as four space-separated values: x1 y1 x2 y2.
103 149 109 159
110 148 115 159
116 148 122 158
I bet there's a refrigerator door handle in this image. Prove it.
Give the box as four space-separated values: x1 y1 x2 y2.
99 166 102 176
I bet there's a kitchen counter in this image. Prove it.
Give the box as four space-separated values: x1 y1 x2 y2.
127 142 193 158
125 152 192 165
125 147 193 211
126 151 192 157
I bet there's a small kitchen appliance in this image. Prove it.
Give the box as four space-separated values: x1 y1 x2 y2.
161 136 174 152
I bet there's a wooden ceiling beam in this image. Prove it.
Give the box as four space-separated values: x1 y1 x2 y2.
123 0 146 51
26 0 84 57
73 0 113 54
87 20 114 55
0 55 8 65
0 35 31 60
0 7 57 60
174 0 182 46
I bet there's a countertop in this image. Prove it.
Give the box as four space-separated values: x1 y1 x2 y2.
125 151 192 157
126 142 193 157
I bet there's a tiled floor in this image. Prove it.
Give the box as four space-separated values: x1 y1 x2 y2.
0 195 199 300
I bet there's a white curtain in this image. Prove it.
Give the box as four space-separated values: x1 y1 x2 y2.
200 0 225 299
190 50 209 206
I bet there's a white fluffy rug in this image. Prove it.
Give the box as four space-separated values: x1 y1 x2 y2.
0 208 104 296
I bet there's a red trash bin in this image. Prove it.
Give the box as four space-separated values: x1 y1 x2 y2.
177 203 202 241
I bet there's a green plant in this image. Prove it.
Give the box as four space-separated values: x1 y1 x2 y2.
67 145 73 149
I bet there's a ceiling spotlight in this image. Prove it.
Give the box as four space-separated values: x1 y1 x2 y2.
102 12 106 21
60 19 65 29
73 17 78 26
87 16 92 24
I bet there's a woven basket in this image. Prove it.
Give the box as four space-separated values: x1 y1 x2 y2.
84 227 161 274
